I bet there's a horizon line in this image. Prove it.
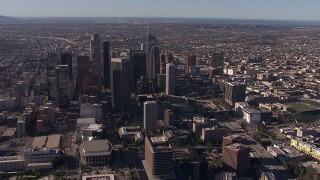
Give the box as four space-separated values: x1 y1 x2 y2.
3 15 320 23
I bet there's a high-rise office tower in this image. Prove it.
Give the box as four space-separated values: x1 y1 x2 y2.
149 46 160 78
160 54 166 74
60 52 73 81
76 55 100 95
146 33 157 80
55 65 69 108
90 33 101 61
131 51 147 93
222 143 250 176
144 101 157 132
102 41 110 88
144 135 174 179
185 55 196 74
111 58 131 114
46 53 60 100
224 82 246 106
166 63 176 96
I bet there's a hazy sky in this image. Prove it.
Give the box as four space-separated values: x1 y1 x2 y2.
1 0 320 21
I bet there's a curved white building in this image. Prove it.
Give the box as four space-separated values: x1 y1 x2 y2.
79 140 113 166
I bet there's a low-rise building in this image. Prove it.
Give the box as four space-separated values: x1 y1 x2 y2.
82 174 115 180
267 144 307 164
235 102 261 124
201 126 228 144
118 126 142 141
79 140 113 166
291 138 320 161
0 156 25 172
25 135 61 165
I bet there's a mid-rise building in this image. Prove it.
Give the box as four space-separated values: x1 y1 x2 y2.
222 134 247 147
166 63 176 96
225 82 246 106
235 102 261 124
222 143 250 176
144 135 174 179
201 127 228 144
185 55 196 74
144 101 157 132
164 109 174 127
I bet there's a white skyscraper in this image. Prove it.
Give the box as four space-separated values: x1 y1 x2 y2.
166 63 175 96
144 101 157 132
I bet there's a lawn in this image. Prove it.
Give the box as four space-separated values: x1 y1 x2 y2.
303 99 320 108
287 102 316 112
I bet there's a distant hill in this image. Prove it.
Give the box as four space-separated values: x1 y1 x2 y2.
0 15 14 21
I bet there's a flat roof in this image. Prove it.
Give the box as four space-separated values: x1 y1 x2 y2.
150 136 167 144
46 134 61 149
2 128 16 137
82 174 115 180
77 118 96 125
31 134 61 149
32 136 47 149
80 140 113 156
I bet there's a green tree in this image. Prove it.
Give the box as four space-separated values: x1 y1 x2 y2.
121 141 128 150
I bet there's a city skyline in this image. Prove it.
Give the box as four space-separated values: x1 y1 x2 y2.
1 0 320 21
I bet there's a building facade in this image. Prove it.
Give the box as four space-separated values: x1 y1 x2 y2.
111 58 131 113
166 63 176 96
144 101 157 132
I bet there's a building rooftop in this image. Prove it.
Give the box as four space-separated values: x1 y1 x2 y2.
31 134 61 150
2 128 16 137
150 136 167 145
80 140 113 157
46 134 61 149
82 174 115 180
226 143 249 151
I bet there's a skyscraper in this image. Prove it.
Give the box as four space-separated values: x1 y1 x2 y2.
46 52 60 100
149 46 160 79
222 143 250 176
144 101 157 132
55 65 69 108
131 51 147 93
111 58 131 114
224 82 246 106
146 33 157 80
90 33 101 61
76 55 100 95
166 63 176 96
144 135 174 179
160 54 166 74
102 41 110 88
185 55 196 74
60 52 73 81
